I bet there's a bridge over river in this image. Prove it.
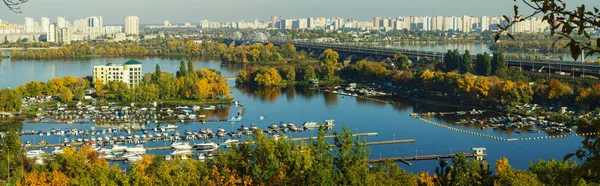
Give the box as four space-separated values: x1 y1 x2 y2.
229 39 600 77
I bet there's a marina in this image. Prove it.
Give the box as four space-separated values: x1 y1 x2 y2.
1 57 588 172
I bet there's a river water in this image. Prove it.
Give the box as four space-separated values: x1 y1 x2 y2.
0 57 584 173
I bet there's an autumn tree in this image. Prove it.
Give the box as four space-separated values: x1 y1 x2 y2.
58 86 73 102
321 49 340 80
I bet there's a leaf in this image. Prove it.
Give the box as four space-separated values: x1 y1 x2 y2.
570 43 581 60
563 153 575 161
507 33 515 40
503 15 510 22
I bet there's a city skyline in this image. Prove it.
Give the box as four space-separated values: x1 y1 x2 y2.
0 0 596 24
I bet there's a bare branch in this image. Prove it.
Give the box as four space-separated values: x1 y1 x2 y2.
3 0 28 13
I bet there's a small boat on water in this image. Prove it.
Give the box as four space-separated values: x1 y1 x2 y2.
222 139 239 146
52 147 64 155
26 150 45 158
165 124 178 130
302 121 318 128
127 154 143 162
203 105 216 111
250 124 258 130
171 149 193 156
192 105 201 111
228 115 242 122
268 123 279 129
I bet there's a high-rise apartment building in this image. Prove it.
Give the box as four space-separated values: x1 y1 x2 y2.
58 27 71 45
24 17 34 33
57 17 66 28
41 17 50 34
125 16 139 35
88 17 101 27
373 17 381 29
481 16 490 31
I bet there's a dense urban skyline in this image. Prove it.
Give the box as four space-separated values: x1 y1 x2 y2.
0 0 597 24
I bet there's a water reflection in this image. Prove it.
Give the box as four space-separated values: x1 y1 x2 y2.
0 119 23 132
237 86 283 103
323 92 338 107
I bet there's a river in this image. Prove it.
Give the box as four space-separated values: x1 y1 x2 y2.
0 57 584 173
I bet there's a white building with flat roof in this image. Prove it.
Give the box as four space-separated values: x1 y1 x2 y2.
93 60 143 87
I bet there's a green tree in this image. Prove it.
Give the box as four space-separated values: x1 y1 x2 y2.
461 50 473 74
153 64 161 83
187 60 194 75
393 53 410 70
177 60 187 77
476 52 492 76
0 130 25 184
333 125 370 185
492 51 507 75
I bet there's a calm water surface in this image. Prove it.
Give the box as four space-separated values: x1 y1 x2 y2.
1 57 583 173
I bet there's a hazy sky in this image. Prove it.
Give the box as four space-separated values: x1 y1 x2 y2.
0 0 598 25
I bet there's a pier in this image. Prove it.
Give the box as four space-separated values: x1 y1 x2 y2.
367 147 487 166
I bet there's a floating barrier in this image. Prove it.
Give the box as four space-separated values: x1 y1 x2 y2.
416 117 598 142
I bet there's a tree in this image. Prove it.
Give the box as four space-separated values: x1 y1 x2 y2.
501 1 600 60
475 52 492 76
0 130 25 184
321 49 339 80
491 51 507 75
279 43 297 58
393 53 410 70
74 87 85 101
461 50 473 74
302 66 316 82
94 79 104 99
153 64 161 83
333 125 370 185
444 49 460 72
58 86 73 102
177 60 187 77
187 60 194 75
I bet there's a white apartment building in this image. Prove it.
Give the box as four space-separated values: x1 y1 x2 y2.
125 16 139 35
92 60 143 87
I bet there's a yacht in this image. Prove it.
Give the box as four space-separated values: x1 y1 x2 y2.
171 149 193 156
171 141 192 150
268 123 279 130
197 154 206 161
35 157 44 165
127 154 143 162
192 105 201 111
26 150 45 158
125 145 146 155
250 124 258 130
189 114 197 119
196 141 219 151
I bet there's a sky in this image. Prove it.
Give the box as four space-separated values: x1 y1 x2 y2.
0 0 598 25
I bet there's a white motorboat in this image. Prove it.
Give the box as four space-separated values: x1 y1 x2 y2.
196 141 219 151
202 105 216 110
112 144 128 151
127 154 143 162
222 139 239 146
100 154 115 159
197 154 206 161
26 150 45 158
171 149 193 156
165 124 178 130
189 114 197 119
125 145 146 155
171 141 192 150
52 147 64 155
192 105 201 111
302 121 318 128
